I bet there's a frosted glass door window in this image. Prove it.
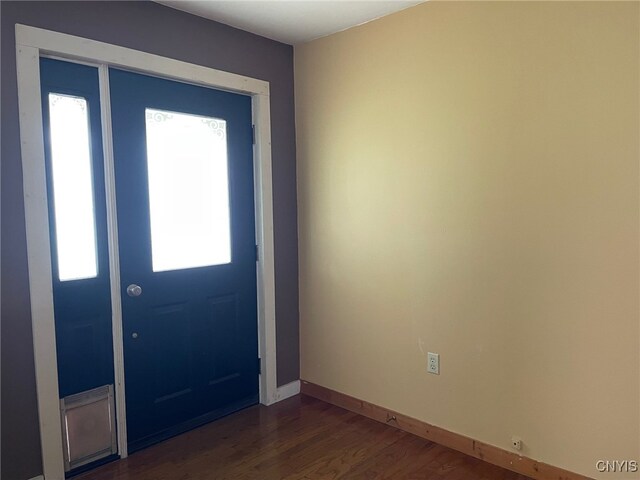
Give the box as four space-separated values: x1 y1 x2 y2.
145 108 231 272
48 93 98 281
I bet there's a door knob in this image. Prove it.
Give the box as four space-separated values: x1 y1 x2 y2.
126 284 142 297
132 332 139 339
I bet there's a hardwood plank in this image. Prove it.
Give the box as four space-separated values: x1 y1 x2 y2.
76 395 533 480
301 381 593 480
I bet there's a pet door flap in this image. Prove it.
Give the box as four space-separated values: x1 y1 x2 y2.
60 384 117 471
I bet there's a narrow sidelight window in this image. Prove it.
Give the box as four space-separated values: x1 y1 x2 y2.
48 93 99 281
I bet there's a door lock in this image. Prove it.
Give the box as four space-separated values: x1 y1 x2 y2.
126 284 142 297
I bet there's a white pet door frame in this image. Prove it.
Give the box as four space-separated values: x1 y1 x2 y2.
15 24 279 480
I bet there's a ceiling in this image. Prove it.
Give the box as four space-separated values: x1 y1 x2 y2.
155 1 424 45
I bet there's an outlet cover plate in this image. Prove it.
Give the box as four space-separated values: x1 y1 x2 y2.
427 352 439 375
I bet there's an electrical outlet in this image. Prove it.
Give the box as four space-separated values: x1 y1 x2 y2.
427 352 439 375
511 436 522 451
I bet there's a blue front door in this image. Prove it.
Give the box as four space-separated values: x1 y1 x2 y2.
109 69 259 451
41 56 260 458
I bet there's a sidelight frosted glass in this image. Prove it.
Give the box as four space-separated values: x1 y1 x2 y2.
145 108 231 272
48 93 98 281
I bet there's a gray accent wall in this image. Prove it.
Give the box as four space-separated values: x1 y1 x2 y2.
0 2 299 479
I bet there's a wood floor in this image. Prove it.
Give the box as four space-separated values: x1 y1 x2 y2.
78 395 532 480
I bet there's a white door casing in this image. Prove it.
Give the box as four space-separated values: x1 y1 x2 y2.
15 24 281 480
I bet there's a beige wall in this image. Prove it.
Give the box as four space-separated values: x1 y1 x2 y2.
295 2 639 478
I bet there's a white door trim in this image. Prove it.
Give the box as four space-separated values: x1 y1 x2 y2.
274 380 301 402
97 64 129 460
15 24 278 480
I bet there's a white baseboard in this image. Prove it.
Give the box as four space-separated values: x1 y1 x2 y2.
273 380 300 402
